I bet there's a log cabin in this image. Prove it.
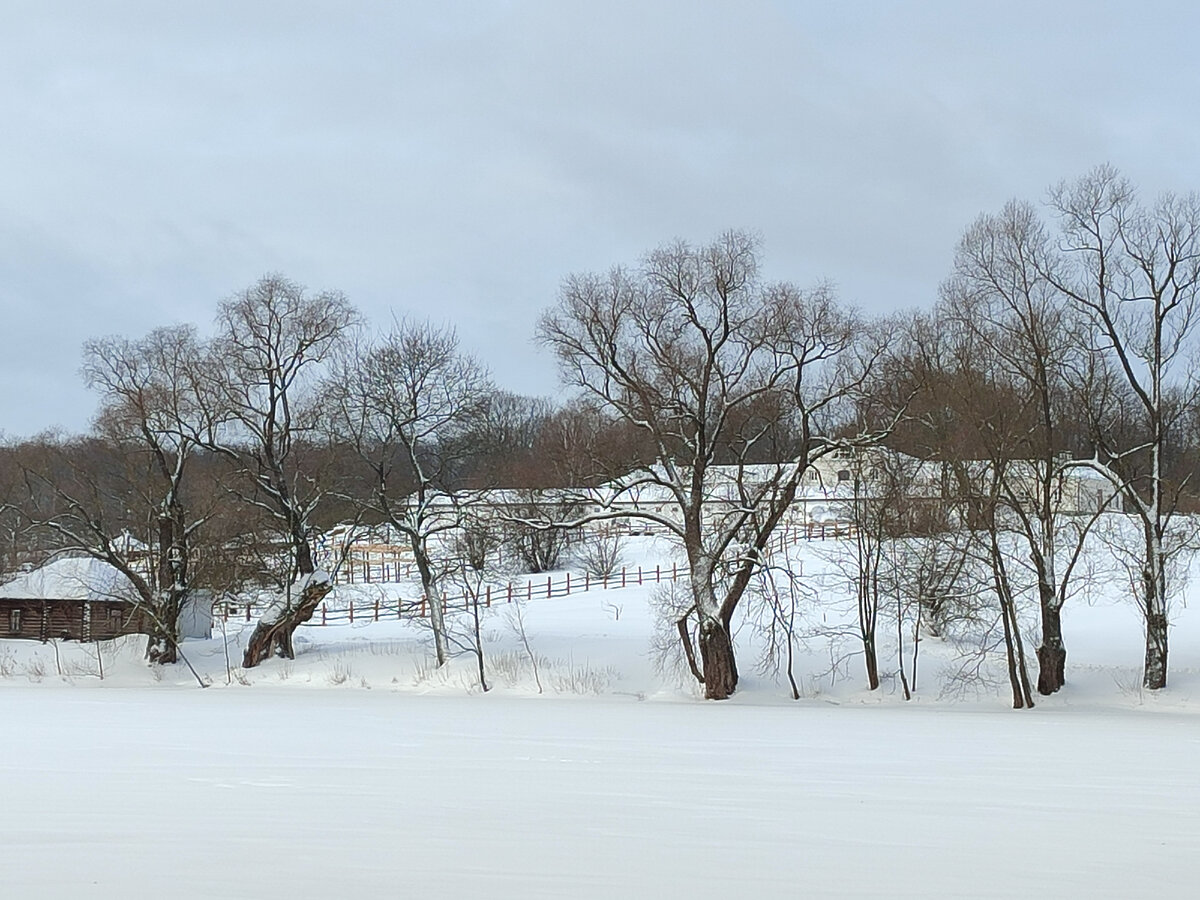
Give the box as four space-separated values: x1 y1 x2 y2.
0 556 155 642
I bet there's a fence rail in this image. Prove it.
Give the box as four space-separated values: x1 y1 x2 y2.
217 562 688 627
219 521 857 627
319 521 856 586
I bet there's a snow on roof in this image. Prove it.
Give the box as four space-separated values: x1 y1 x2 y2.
0 556 139 602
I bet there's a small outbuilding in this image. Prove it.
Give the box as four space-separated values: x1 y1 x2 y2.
0 556 211 643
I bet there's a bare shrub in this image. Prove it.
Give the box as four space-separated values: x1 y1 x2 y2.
503 601 543 693
577 527 625 578
505 492 581 573
489 650 540 687
551 662 619 695
326 662 353 685
649 580 697 686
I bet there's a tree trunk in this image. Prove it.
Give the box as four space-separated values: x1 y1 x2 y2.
468 586 489 692
1144 608 1168 690
1012 603 1036 708
863 637 880 691
698 617 738 700
1036 595 1066 695
145 603 179 666
1139 542 1169 689
991 534 1034 710
242 574 332 668
294 533 315 576
998 597 1034 709
148 509 185 666
412 541 448 666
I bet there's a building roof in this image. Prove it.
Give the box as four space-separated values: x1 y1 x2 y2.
0 556 139 603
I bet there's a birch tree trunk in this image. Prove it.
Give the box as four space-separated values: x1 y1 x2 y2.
1143 538 1168 690
413 539 449 667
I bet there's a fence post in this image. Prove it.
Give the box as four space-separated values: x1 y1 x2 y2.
638 566 643 586
621 567 626 588
527 581 532 601
374 598 380 622
486 586 491 608
420 596 427 618
245 605 251 623
321 605 326 626
585 572 590 591
349 602 354 623
507 583 513 604
546 576 552 599
656 564 661 583
566 572 570 594
672 562 677 580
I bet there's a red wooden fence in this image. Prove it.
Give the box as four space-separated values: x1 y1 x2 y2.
218 562 687 627
223 522 856 626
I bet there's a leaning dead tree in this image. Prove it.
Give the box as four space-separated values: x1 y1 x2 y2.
205 274 357 668
539 230 887 699
241 570 334 664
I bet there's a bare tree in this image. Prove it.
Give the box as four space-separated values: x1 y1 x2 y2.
18 436 207 685
207 274 357 667
1047 167 1200 690
839 448 931 692
461 391 556 487
978 463 1038 709
326 319 492 667
575 524 626 579
942 202 1113 694
444 537 495 693
748 542 809 700
538 231 886 699
77 325 218 664
0 443 27 579
891 312 1044 707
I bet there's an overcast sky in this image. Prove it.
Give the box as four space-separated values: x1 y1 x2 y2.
2 1 1198 437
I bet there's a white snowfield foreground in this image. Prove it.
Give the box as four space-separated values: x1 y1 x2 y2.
2 535 1200 898
1 692 1198 899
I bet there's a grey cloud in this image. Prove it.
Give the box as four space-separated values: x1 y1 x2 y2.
2 0 1198 434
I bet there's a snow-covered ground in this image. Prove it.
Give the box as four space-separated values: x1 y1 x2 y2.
3 533 1200 898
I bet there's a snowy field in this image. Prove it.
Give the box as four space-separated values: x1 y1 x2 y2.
4 534 1200 898
4 691 1200 899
